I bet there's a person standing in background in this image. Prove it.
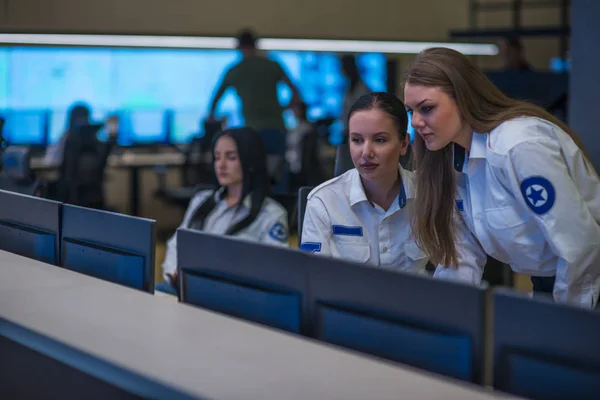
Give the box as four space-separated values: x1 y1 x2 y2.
208 29 302 156
340 55 373 124
500 37 533 72
334 55 373 176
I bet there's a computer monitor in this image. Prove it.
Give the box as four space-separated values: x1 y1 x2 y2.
60 204 156 292
1 46 393 146
177 228 309 334
117 110 169 146
493 288 600 399
0 110 48 147
0 189 61 264
307 257 488 383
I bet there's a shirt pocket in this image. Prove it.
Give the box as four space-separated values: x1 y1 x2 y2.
333 236 371 263
485 206 529 230
404 240 428 262
484 206 541 261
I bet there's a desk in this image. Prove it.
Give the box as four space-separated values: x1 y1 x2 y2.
31 151 208 216
0 250 519 399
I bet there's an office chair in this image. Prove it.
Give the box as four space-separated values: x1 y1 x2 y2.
0 117 5 152
297 140 354 242
58 124 112 209
0 147 40 196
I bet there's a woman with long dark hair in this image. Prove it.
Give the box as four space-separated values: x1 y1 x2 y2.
44 103 91 165
158 127 289 293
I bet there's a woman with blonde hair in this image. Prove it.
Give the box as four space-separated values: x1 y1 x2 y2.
403 47 600 308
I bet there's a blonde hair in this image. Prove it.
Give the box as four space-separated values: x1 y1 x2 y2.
402 47 590 267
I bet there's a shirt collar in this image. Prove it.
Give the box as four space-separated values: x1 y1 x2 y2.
453 132 488 172
349 164 411 209
214 187 252 209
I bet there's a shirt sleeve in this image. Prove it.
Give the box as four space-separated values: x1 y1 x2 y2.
504 136 600 307
161 191 212 280
434 210 488 284
221 65 237 88
261 207 290 247
300 196 332 256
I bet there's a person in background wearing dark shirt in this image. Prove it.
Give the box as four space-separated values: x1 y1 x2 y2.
500 37 533 71
208 29 302 156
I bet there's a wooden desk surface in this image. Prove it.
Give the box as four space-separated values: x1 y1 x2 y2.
0 250 518 399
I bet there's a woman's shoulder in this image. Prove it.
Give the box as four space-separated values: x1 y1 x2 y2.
490 116 564 154
307 169 356 200
261 196 288 217
188 189 214 207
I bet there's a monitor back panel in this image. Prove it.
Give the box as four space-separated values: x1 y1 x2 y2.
60 205 156 292
308 258 487 383
178 229 309 334
0 189 60 264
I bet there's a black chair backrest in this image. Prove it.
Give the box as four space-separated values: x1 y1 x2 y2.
333 141 353 178
60 124 111 209
0 147 39 196
0 117 5 147
182 136 212 187
298 127 325 187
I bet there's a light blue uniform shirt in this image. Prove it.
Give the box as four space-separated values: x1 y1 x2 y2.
162 189 289 280
435 117 600 308
300 165 429 273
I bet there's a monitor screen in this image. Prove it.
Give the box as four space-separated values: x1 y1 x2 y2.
1 46 388 146
117 110 168 146
0 110 47 146
0 49 8 110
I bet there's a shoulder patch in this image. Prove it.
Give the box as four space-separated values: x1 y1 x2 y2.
300 242 322 253
268 222 288 243
520 176 555 215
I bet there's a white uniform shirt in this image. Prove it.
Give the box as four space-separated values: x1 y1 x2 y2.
162 189 289 279
435 116 600 308
300 165 429 273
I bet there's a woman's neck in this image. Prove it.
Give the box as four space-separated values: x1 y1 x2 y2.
361 173 401 212
224 184 243 207
454 125 474 153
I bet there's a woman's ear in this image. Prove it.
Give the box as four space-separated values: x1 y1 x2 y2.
399 133 410 156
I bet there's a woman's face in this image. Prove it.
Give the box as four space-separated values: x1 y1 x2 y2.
348 108 408 183
404 84 467 151
214 135 243 187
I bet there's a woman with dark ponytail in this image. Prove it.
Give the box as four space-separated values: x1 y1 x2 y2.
158 127 289 294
